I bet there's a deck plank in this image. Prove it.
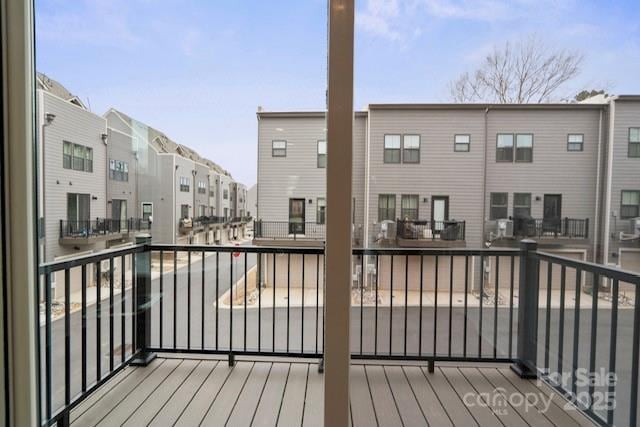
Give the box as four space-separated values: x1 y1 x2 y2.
403 366 453 427
122 359 199 426
148 360 218 427
175 360 234 426
365 365 403 427
226 362 272 427
384 366 427 427
95 358 182 426
441 367 500 426
252 363 291 427
70 366 135 423
277 363 309 427
422 366 478 426
459 367 528 427
71 358 165 426
200 362 254 425
302 365 323 427
480 368 555 427
349 365 377 427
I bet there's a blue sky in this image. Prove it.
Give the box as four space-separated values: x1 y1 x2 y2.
36 0 640 186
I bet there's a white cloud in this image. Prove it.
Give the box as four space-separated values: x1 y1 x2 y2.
356 0 402 41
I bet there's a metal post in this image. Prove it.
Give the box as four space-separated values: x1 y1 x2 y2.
511 239 539 378
130 234 156 366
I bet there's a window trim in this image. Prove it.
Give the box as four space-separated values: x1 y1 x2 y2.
402 134 420 164
316 197 326 224
63 140 93 172
567 133 584 152
383 134 401 164
272 140 287 157
513 192 532 218
454 134 470 152
496 134 514 162
629 127 640 158
377 194 396 222
515 133 534 163
400 194 419 220
317 139 327 168
620 190 640 219
490 192 509 220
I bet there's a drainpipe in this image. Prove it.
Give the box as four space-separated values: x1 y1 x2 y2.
593 109 603 263
481 107 490 244
192 169 197 219
603 98 617 266
41 110 56 262
173 162 178 243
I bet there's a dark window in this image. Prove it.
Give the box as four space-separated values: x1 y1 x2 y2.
490 192 508 219
223 189 229 199
109 159 129 181
317 140 326 168
496 134 514 162
198 181 206 194
142 203 153 221
513 193 531 218
515 134 533 162
181 204 190 219
454 134 470 152
402 135 420 163
378 194 396 222
400 195 419 220
272 140 287 157
317 198 326 224
629 128 640 158
64 141 93 172
179 176 190 192
567 134 584 152
384 135 401 163
621 190 640 219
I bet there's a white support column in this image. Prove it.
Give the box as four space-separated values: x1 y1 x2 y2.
324 1 354 426
2 0 40 424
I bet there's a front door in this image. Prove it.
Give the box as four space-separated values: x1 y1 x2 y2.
431 196 449 232
112 199 128 231
67 193 90 235
543 194 562 234
289 198 306 234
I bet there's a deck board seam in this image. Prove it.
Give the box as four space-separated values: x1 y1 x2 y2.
435 366 481 427
274 362 292 425
198 361 253 426
300 363 310 426
363 365 380 427
248 362 274 426
400 366 430 427
476 367 533 427
70 366 136 423
381 365 405 426
456 367 507 427
170 360 219 426
224 362 257 426
418 367 456 426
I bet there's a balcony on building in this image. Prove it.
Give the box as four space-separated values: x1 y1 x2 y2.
486 217 590 247
372 219 466 248
58 218 151 245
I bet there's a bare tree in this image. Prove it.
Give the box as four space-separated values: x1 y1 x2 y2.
450 36 583 103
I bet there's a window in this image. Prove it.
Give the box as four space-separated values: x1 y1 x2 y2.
454 134 470 152
383 135 401 163
272 140 287 157
378 194 396 222
209 189 214 197
621 190 640 219
179 176 190 192
223 189 228 199
496 134 514 162
402 135 420 163
515 134 533 162
513 193 531 218
400 195 419 220
567 134 584 152
630 128 640 158
490 193 508 219
198 205 207 217
317 140 326 168
198 181 206 194
180 204 189 219
317 198 326 224
109 159 129 181
141 203 153 221
64 141 93 172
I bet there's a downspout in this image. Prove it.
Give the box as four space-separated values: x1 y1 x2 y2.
603 98 617 266
173 160 177 243
481 107 490 245
593 108 603 263
363 108 371 248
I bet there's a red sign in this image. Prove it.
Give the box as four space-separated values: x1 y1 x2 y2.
233 243 240 258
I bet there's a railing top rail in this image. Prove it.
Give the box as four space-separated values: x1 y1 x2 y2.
39 244 146 274
148 243 325 255
354 247 519 256
535 250 640 284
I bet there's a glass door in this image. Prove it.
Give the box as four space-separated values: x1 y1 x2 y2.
431 196 449 233
288 198 306 234
543 194 562 234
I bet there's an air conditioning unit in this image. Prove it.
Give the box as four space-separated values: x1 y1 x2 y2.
378 220 396 240
497 219 514 238
631 218 640 235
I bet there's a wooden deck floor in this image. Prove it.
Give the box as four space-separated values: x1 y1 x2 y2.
70 356 595 426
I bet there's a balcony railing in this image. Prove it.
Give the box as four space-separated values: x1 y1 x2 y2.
396 219 466 241
513 217 589 239
253 220 326 240
59 218 151 239
37 241 640 426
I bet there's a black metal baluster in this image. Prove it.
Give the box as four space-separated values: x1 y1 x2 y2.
315 253 319 354
390 255 394 356
131 255 136 354
508 256 514 359
606 278 618 426
81 264 87 392
173 250 177 350
463 255 469 358
374 255 379 356
216 251 219 351
230 252 233 352
121 255 126 363
418 255 424 357
404 255 408 357
287 253 290 353
187 251 192 350
302 254 305 354
588 273 599 408
244 252 247 352
544 262 552 371
449 255 454 358
258 253 262 352
64 269 71 406
273 253 276 352
159 251 163 350
96 262 102 381
109 257 114 372
45 272 52 422
434 255 439 357
478 255 483 357
202 250 205 350
558 265 566 377
571 268 582 395
629 284 640 427
493 256 499 359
